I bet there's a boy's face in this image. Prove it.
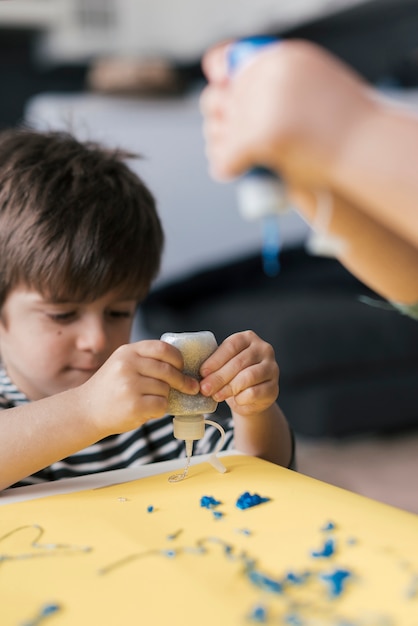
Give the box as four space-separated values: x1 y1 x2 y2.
0 286 138 401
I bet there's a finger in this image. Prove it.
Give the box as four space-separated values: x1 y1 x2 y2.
232 377 279 406
131 339 183 369
131 341 200 394
201 41 231 83
212 361 278 403
200 333 263 397
200 331 256 376
133 376 171 419
199 84 226 125
201 78 259 181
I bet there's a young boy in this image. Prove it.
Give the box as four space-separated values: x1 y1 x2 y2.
0 128 293 490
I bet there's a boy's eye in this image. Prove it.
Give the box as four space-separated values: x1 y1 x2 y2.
108 310 134 319
48 311 76 322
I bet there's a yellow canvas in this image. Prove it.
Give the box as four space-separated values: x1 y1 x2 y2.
1 455 417 625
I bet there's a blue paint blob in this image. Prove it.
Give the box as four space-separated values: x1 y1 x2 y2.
42 604 61 616
321 521 336 532
21 603 61 626
248 604 268 623
311 538 336 558
162 549 176 558
200 495 222 509
285 571 310 585
213 511 224 520
236 492 270 510
320 568 351 597
147 505 154 513
247 569 283 594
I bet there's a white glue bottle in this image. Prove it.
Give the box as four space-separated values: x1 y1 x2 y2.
161 331 227 480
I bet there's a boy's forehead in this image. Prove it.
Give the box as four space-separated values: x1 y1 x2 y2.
7 286 44 302
9 285 138 305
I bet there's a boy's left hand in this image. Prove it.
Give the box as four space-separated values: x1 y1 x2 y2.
199 330 279 417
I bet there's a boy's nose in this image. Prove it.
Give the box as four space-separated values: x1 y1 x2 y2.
76 317 107 353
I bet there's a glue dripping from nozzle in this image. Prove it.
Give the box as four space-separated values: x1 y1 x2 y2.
160 331 227 480
172 414 206 461
227 37 288 277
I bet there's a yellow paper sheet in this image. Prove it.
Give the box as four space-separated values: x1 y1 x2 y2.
1 455 417 625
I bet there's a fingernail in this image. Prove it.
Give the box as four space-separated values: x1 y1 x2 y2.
200 382 212 396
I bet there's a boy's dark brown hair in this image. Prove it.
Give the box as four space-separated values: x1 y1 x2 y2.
0 128 164 308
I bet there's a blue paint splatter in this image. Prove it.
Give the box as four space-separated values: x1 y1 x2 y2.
247 569 283 594
311 538 336 558
320 568 351 597
213 511 224 520
200 495 222 509
147 505 154 513
285 571 311 585
321 521 336 532
236 492 270 510
162 549 176 558
21 603 61 626
248 604 268 623
223 543 233 557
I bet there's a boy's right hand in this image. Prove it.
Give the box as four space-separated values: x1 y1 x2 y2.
79 340 200 437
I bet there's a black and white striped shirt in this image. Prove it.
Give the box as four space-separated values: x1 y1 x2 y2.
0 367 235 489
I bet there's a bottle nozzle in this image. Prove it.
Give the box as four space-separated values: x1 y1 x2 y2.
173 415 205 460
173 414 205 445
185 439 194 458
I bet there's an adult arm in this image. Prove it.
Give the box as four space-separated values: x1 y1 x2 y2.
201 40 418 282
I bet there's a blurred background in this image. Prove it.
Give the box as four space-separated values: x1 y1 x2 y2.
1 0 418 512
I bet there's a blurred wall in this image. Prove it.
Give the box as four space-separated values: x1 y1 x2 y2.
1 0 418 129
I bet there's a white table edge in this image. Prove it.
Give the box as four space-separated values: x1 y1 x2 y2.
0 451 241 505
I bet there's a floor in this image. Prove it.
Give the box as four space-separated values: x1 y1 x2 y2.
295 430 418 515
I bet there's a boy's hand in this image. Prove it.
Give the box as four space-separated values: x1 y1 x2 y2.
199 330 279 417
81 340 200 436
